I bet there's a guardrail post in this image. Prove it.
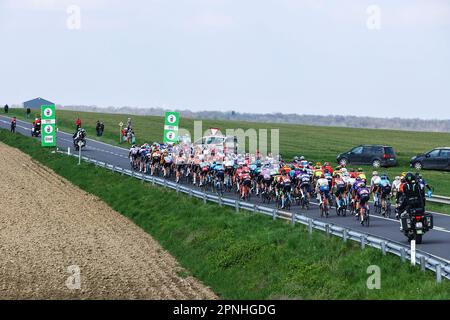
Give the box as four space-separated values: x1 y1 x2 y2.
203 193 206 204
121 168 124 176
420 256 426 272
219 196 222 207
401 248 406 262
436 265 442 283
343 229 348 242
325 224 330 236
360 235 366 249
235 201 240 213
253 204 257 213
381 242 386 255
176 185 180 194
68 147 71 155
189 189 192 198
141 173 145 184
112 165 115 172
151 176 155 185
272 209 277 220
291 212 295 225
131 170 134 177
308 219 313 235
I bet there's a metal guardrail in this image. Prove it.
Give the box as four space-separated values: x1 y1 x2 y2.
429 195 450 205
60 151 450 283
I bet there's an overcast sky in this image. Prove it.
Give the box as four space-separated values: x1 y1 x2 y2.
1 0 449 119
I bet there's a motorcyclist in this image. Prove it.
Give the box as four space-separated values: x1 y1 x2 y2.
10 117 17 133
398 172 425 222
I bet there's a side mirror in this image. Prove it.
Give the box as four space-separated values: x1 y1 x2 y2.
426 154 431 158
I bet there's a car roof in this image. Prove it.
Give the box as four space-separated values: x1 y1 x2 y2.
433 147 450 150
359 145 393 148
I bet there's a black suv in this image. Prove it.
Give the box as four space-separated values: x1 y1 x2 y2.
410 148 450 171
336 145 397 168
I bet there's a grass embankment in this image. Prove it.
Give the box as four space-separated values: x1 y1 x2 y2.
7 108 450 214
1 128 449 299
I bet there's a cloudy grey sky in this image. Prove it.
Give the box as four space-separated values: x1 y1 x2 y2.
1 0 449 119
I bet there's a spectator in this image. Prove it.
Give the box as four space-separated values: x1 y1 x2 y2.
100 122 105 136
75 117 82 130
4 104 9 113
127 129 132 143
127 117 132 130
96 120 101 136
10 117 16 133
26 108 31 119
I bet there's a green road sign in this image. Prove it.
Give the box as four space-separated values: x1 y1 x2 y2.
163 112 179 144
41 105 56 147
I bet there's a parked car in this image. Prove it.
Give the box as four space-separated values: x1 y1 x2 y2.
410 147 450 171
336 145 397 168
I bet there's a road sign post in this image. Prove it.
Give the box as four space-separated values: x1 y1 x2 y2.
163 112 179 144
41 105 56 147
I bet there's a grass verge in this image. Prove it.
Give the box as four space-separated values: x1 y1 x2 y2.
1 128 449 299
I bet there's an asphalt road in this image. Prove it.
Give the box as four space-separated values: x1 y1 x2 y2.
1 115 449 262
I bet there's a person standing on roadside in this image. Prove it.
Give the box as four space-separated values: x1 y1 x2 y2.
4 104 9 113
75 117 82 130
100 122 105 136
26 107 31 119
96 120 101 136
10 117 16 133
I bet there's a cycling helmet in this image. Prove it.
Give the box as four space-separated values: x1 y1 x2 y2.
321 174 325 178
372 171 378 176
324 162 330 166
293 156 299 161
395 176 401 181
357 168 363 172
299 156 305 160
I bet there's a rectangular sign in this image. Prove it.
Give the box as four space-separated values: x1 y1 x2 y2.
41 105 56 147
163 112 179 144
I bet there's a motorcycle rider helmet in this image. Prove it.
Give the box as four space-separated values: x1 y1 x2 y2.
405 172 415 184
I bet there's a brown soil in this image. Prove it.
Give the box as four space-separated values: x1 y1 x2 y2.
0 142 217 299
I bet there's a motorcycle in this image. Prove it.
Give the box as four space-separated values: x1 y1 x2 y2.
31 124 41 137
400 207 433 244
73 129 87 151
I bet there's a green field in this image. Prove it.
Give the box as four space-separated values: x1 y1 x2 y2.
1 128 449 299
7 108 450 200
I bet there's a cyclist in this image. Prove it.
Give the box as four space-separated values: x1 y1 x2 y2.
416 173 433 201
316 174 330 206
356 182 371 225
299 168 312 202
162 150 173 178
370 171 381 210
379 173 392 212
333 173 346 210
279 170 292 209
